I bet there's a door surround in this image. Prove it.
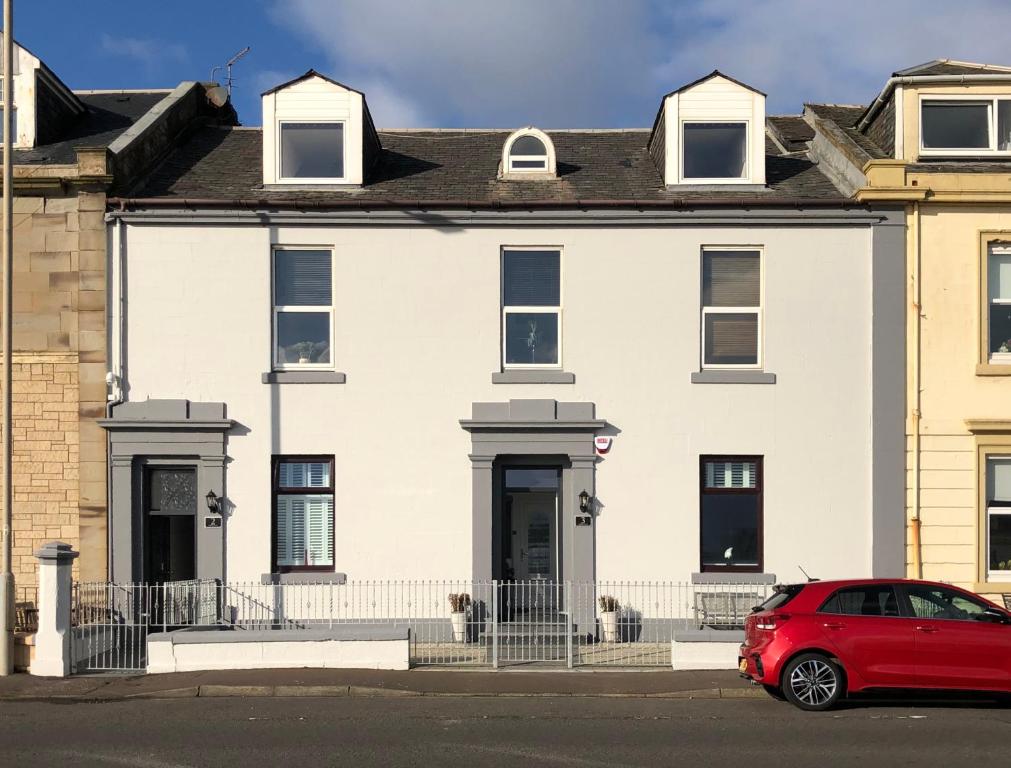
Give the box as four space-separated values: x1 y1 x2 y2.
460 399 605 586
100 399 232 583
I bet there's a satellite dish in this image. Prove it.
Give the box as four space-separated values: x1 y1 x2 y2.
206 85 228 108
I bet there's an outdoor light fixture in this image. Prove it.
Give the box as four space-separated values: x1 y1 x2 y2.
578 490 592 514
205 490 221 514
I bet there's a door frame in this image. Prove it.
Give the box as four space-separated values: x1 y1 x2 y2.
141 464 199 583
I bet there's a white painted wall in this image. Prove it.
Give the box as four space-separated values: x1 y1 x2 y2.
663 74 766 185
120 222 873 583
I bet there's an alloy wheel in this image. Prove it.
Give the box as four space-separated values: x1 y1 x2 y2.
788 658 838 707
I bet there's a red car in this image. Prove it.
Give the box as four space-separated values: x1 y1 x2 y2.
739 578 1011 710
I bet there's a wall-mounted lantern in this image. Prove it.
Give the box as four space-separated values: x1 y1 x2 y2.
205 490 221 514
578 490 592 514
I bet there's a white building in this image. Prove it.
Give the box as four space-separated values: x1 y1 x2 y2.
100 71 905 598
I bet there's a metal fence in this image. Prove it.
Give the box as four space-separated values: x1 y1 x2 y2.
70 579 771 673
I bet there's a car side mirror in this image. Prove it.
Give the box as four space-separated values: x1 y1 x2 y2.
979 608 1011 625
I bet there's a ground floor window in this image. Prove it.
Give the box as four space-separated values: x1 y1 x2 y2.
987 456 1011 579
700 456 762 572
272 456 335 572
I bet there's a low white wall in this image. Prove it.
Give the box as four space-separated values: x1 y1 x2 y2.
148 629 410 673
671 639 742 671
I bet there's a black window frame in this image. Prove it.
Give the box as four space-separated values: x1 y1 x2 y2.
699 455 763 574
271 454 336 574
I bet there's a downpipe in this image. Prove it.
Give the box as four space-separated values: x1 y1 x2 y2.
910 201 923 579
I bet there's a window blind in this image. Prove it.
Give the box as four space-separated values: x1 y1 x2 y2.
279 461 331 489
704 313 758 364
988 458 1011 503
275 494 333 566
703 251 760 307
705 461 758 489
989 248 1011 301
503 250 560 306
274 250 332 306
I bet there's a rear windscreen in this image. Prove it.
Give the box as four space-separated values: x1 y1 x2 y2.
755 584 805 612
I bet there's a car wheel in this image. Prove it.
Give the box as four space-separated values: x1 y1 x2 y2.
782 653 845 711
762 684 787 701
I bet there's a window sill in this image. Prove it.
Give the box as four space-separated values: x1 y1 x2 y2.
691 370 776 384
976 363 1011 376
973 581 1011 593
261 572 347 585
262 371 346 384
692 572 776 585
492 370 575 384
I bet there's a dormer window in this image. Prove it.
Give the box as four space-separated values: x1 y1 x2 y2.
501 127 556 179
262 70 381 187
682 122 748 180
920 97 1011 155
650 71 766 187
279 121 345 180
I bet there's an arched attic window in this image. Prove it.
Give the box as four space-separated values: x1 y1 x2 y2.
501 127 556 178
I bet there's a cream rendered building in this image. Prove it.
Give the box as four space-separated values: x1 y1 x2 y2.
804 60 1011 598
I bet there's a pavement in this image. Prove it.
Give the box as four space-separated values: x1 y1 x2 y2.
3 695 1010 768
0 667 762 702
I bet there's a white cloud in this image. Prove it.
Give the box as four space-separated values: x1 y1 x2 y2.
268 0 1011 126
100 34 187 69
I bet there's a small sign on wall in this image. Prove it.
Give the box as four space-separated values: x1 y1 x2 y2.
594 436 613 456
204 517 222 528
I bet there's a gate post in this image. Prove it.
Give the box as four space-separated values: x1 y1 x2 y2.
30 542 78 677
491 580 498 669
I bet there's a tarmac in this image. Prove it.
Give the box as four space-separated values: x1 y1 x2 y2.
0 667 763 702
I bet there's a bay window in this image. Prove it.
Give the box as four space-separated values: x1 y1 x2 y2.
273 456 335 572
273 248 333 369
987 456 1011 580
700 456 763 572
502 248 561 368
702 248 762 368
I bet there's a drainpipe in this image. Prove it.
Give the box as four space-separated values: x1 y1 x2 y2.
105 216 125 582
910 201 923 579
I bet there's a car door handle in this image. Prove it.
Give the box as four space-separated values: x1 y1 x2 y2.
822 622 847 630
915 626 939 633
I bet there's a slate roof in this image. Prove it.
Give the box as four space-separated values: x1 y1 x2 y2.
766 116 813 153
127 126 849 207
805 103 889 160
13 91 169 165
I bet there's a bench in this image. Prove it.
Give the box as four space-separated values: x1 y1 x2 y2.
693 591 763 629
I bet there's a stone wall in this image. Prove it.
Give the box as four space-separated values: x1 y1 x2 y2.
4 188 108 586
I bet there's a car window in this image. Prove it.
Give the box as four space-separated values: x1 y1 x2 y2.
905 584 988 622
757 584 805 612
818 585 901 617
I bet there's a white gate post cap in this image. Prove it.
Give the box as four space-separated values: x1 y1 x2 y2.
34 541 80 563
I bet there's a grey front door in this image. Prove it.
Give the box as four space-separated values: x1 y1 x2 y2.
143 467 197 584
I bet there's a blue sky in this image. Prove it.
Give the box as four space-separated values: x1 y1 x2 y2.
14 0 1011 128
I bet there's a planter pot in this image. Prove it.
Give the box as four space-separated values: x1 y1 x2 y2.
600 610 619 642
450 611 468 643
298 357 310 364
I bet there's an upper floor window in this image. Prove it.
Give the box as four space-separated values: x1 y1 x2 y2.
279 122 346 180
701 248 762 369
682 122 748 180
273 248 333 370
501 128 556 178
921 98 1011 154
502 248 561 369
988 245 1011 363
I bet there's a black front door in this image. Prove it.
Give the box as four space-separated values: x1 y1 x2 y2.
143 467 197 584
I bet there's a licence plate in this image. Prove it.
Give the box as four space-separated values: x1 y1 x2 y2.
738 658 749 673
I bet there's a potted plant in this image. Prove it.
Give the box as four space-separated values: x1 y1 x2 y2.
292 341 316 364
598 595 621 642
448 592 471 642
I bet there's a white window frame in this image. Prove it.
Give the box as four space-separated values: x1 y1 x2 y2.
986 454 1011 581
988 245 1011 363
679 120 751 184
918 95 1011 157
272 246 335 371
700 246 764 370
507 143 549 173
276 119 347 183
501 246 563 371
